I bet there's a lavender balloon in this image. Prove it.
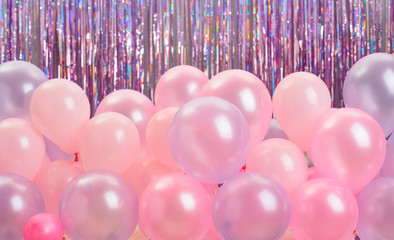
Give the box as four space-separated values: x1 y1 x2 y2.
263 118 288 140
0 173 45 240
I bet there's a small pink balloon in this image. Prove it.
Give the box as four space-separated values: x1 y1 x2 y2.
23 213 64 240
139 174 211 240
79 112 140 174
30 79 90 154
290 178 359 240
272 72 331 151
154 65 209 109
0 118 45 180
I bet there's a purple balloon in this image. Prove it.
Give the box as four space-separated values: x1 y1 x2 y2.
357 177 394 239
59 170 139 240
212 172 291 240
0 61 48 121
381 135 394 177
0 173 45 240
264 118 288 140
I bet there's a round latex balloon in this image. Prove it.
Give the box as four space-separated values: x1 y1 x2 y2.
264 118 288 140
23 213 64 240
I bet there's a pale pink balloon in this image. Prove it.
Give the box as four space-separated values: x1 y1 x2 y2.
79 112 140 174
310 108 386 194
154 65 209 109
0 118 45 180
30 79 90 154
34 160 84 217
290 178 359 240
272 72 331 151
246 138 308 196
201 69 272 147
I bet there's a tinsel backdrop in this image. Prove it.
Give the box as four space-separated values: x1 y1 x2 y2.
0 0 393 112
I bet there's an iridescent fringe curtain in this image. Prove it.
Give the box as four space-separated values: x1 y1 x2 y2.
0 0 393 111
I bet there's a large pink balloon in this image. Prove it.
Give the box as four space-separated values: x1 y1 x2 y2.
30 79 90 154
310 108 386 194
290 178 359 240
79 112 140 174
272 72 331 151
168 97 250 183
154 65 209 109
201 69 272 147
246 138 308 195
23 213 64 240
0 118 45 180
139 174 211 240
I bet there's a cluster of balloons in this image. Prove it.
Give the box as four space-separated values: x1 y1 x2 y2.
0 53 394 240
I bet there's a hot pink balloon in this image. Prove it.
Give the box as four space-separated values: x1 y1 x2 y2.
0 118 45 180
201 69 272 147
154 65 209 109
310 108 386 194
272 72 331 151
23 213 64 240
139 174 211 240
30 79 90 154
246 138 308 195
290 178 359 240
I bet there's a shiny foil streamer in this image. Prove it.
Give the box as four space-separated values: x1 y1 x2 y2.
0 0 393 112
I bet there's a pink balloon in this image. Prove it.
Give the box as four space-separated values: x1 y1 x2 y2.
30 79 90 154
201 69 272 147
34 160 84 217
246 138 308 196
139 174 211 240
272 72 331 151
290 178 359 240
0 118 45 180
168 97 250 183
79 112 140 174
310 108 386 194
23 213 64 240
154 65 209 109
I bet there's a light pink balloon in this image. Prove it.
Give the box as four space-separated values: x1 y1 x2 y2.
272 72 331 151
201 69 272 147
79 112 140 174
310 108 386 194
0 118 45 180
34 160 84 217
139 174 211 240
290 178 359 240
30 79 90 154
154 65 209 109
246 138 308 196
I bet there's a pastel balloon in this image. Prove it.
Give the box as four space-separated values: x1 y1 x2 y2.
59 170 139 240
212 173 291 240
290 178 358 240
381 135 394 177
0 173 45 240
154 65 209 109
30 79 90 154
0 118 45 180
168 97 250 183
201 69 272 147
272 72 331 151
343 53 394 137
79 112 140 174
23 213 64 240
139 174 211 240
310 108 386 194
246 138 308 195
264 118 288 140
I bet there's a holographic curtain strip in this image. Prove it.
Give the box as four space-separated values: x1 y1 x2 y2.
0 0 393 111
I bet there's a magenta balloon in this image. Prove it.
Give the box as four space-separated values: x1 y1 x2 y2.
310 108 386 194
139 173 211 240
23 213 64 240
201 69 272 147
0 173 45 240
0 61 48 121
168 97 250 183
381 135 394 177
357 177 394 239
212 173 291 240
290 178 359 240
59 170 139 240
264 118 288 140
